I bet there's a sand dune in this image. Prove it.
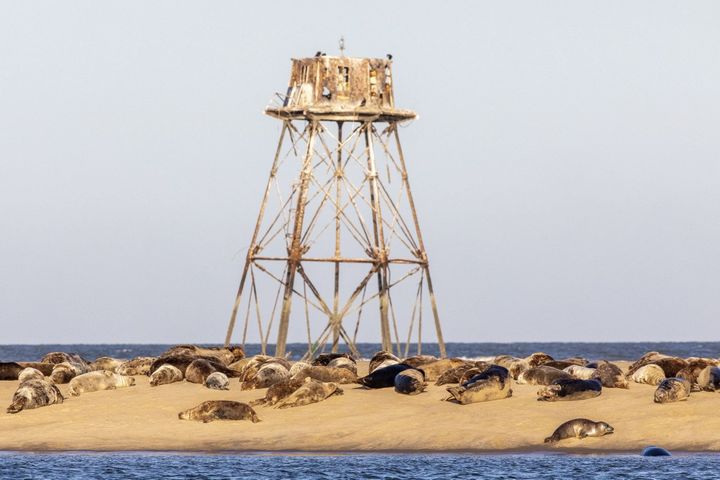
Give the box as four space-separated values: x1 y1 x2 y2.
1 361 719 453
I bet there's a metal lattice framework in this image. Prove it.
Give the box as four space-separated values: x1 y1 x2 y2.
224 57 445 360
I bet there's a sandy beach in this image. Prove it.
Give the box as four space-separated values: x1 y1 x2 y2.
1 361 719 453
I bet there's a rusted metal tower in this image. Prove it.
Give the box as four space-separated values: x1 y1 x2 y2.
224 52 446 359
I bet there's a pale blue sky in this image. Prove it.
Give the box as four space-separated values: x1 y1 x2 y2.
1 1 719 343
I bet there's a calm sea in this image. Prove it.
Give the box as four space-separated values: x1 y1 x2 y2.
1 342 718 362
1 452 718 479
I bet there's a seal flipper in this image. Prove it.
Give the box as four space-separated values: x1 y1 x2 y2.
544 436 556 443
6 397 27 414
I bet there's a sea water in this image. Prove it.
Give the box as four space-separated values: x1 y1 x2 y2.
1 452 719 479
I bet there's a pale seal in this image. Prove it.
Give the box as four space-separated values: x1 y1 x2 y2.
6 379 64 413
160 345 244 366
517 366 573 385
400 355 438 369
537 378 602 401
415 358 467 382
494 355 530 380
68 371 135 396
654 377 691 403
18 367 44 383
631 364 666 386
326 357 358 375
394 368 426 395
289 361 312 377
544 418 614 443
563 365 598 380
435 362 489 386
525 352 554 368
149 364 184 386
275 380 343 409
178 400 260 423
205 372 230 390
444 365 512 405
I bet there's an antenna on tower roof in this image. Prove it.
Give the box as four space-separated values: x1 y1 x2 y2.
339 36 345 57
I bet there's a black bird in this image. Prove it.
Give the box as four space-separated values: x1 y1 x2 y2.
315 51 322 57
386 53 393 60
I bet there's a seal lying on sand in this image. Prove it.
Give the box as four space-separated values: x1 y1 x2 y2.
697 366 720 392
415 358 466 382
544 418 614 443
241 361 290 390
595 361 629 389
525 352 554 368
326 357 358 375
149 364 184 386
368 351 400 374
563 365 597 380
358 364 413 389
178 401 260 423
654 378 691 403
185 359 239 385
537 378 602 402
676 359 718 388
435 362 490 386
292 366 357 384
117 357 156 376
160 345 244 366
18 367 44 383
517 366 572 385
275 380 343 409
250 377 307 407
630 364 665 386
68 371 135 396
445 365 512 404
0 362 25 381
400 355 438 369
50 362 85 384
394 368 426 395
494 355 529 380
42 352 91 384
7 379 64 413
89 357 124 373
205 372 230 390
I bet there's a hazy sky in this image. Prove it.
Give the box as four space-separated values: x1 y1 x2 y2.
1 1 719 344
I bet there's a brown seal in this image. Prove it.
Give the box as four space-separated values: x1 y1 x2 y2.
149 364 184 386
595 361 629 389
250 377 306 407
517 366 573 386
274 380 343 409
178 401 260 423
544 418 614 443
117 357 156 376
654 378 691 403
292 365 358 384
368 351 400 373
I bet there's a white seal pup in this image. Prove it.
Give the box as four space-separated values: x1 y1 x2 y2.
205 372 230 390
563 365 598 380
68 371 136 396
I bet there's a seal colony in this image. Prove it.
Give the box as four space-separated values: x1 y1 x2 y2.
2 346 720 451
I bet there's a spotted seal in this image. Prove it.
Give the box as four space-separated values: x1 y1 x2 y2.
18 367 44 383
149 364 184 386
654 378 691 403
178 401 260 423
292 365 358 384
249 377 307 407
185 359 239 385
445 365 512 404
697 366 720 392
544 418 614 443
205 372 230 390
240 361 290 390
415 358 467 382
275 380 343 409
116 357 156 376
595 361 629 389
537 378 602 401
563 365 597 380
7 379 64 413
89 357 124 373
517 366 573 385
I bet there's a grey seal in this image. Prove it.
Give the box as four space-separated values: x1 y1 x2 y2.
7 378 64 413
68 371 135 396
544 418 614 443
274 380 343 409
445 365 512 405
178 401 260 423
537 378 602 401
394 368 426 395
149 364 184 386
654 378 691 403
